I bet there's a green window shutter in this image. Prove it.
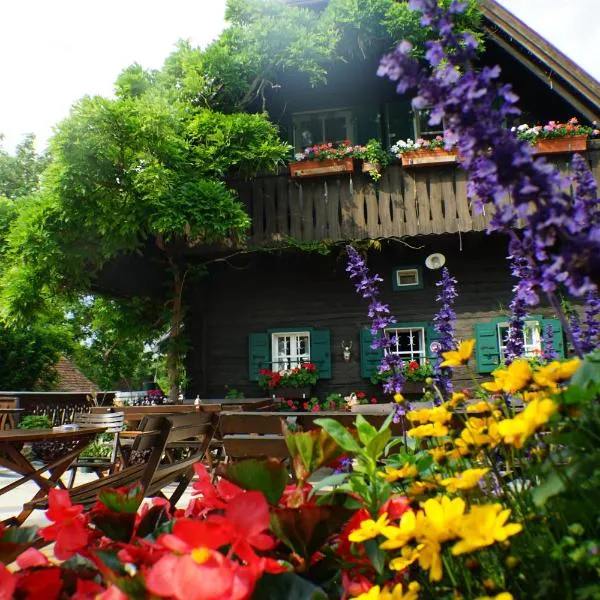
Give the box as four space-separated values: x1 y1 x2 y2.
310 329 331 379
248 333 270 381
475 321 501 373
542 318 565 358
360 329 384 379
425 323 443 360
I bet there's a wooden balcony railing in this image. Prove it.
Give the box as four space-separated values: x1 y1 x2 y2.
232 146 599 245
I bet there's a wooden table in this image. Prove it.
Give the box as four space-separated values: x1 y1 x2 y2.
0 426 106 525
0 408 24 430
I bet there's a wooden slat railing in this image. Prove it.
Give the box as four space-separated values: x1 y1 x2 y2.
231 145 600 245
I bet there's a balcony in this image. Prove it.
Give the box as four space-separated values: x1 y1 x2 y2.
232 144 600 245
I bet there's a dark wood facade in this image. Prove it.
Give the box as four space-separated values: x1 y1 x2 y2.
185 232 565 398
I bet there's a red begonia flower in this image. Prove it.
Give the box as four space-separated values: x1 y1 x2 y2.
379 496 411 520
39 489 89 560
15 567 63 600
0 563 16 600
97 585 129 600
16 547 49 569
72 578 107 599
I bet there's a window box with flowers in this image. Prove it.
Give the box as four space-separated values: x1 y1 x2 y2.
289 140 389 180
258 362 319 399
371 359 435 395
391 136 458 167
514 118 598 155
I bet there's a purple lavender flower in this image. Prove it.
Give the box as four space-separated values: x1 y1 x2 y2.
504 254 531 363
377 0 599 357
346 246 408 421
541 322 558 362
432 267 457 402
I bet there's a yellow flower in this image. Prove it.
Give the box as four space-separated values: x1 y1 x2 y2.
417 538 444 581
475 593 513 600
533 358 581 389
440 339 475 368
497 398 558 448
348 512 391 543
352 582 421 600
416 495 465 542
388 544 422 571
408 406 452 425
440 468 489 493
445 392 466 408
394 393 405 404
380 510 417 550
429 447 450 463
407 479 439 497
381 464 418 482
407 422 449 438
466 401 495 414
499 359 533 393
452 504 522 555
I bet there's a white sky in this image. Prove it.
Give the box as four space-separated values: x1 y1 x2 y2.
0 0 597 153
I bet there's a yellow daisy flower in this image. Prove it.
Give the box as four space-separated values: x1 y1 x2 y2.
352 582 421 600
452 504 522 555
381 464 418 482
440 339 475 368
407 422 449 438
440 468 489 493
408 406 452 425
348 512 391 543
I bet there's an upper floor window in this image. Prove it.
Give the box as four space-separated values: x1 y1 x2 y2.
271 331 311 372
292 108 355 152
414 108 444 140
386 326 426 364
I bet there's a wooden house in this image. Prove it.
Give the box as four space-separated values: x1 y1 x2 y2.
100 0 600 399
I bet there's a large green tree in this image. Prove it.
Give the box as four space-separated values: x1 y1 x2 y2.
1 69 290 399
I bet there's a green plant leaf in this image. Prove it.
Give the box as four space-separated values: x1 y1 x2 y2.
224 458 289 505
98 484 144 513
314 418 361 453
308 472 350 496
251 572 327 600
364 539 386 575
366 427 391 461
355 414 377 445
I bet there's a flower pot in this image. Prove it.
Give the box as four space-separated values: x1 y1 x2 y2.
533 134 588 155
289 157 354 178
273 386 312 399
402 381 427 395
401 148 457 167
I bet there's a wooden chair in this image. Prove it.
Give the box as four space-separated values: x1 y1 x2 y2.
220 411 290 461
66 411 125 487
220 410 407 462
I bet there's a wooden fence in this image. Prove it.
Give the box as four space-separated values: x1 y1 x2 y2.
233 146 600 245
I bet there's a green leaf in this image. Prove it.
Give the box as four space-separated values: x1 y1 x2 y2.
364 539 386 575
314 418 361 453
224 458 289 505
308 472 350 496
98 484 144 513
251 572 327 600
355 414 377 445
366 427 391 461
533 464 578 507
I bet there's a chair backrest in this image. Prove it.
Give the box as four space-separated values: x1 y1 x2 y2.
145 412 219 494
74 411 125 463
74 410 125 433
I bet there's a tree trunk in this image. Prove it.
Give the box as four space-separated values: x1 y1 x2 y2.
167 258 184 403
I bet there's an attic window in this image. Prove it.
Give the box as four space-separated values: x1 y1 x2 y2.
392 267 423 291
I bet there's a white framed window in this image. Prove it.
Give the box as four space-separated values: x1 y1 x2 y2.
386 327 426 364
414 108 444 140
271 331 311 372
396 269 419 287
292 108 355 152
497 320 542 360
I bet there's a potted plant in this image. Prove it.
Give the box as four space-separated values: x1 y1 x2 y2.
513 117 598 154
258 362 319 399
391 135 458 167
18 414 79 463
289 141 359 177
360 138 391 181
371 359 435 395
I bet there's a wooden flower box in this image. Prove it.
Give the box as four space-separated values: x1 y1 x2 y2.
401 148 458 167
289 157 354 178
533 134 588 155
